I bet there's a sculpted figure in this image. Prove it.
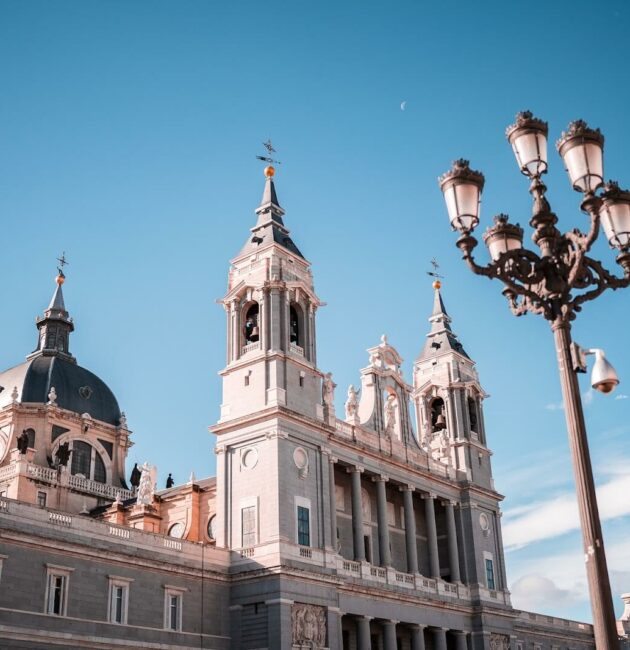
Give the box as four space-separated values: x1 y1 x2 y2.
345 385 359 420
322 373 336 406
384 393 396 435
136 462 156 505
47 386 57 405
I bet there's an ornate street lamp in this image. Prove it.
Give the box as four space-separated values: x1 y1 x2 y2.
439 111 630 650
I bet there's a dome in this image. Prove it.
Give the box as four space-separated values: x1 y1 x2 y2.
0 355 122 426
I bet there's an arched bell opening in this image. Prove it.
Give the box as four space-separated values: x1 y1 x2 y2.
242 302 260 344
430 397 447 432
467 396 478 432
289 303 305 348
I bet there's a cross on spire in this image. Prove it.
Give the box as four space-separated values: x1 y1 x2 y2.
57 251 69 277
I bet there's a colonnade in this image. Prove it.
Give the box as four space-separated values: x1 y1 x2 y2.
331 459 462 582
351 616 469 650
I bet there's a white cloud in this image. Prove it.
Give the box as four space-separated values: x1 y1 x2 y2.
545 400 564 411
615 394 629 400
510 574 580 612
503 471 630 549
544 389 596 411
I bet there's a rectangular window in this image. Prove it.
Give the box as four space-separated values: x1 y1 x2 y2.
45 565 74 616
108 576 132 624
0 554 7 583
485 558 495 590
297 505 310 546
163 586 185 631
168 594 180 630
335 485 345 511
37 491 47 508
241 505 257 547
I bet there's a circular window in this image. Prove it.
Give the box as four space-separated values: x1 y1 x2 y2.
241 447 258 470
293 447 308 470
168 522 185 539
207 515 216 540
479 513 490 532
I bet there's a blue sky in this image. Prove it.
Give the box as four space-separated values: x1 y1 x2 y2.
1 0 629 623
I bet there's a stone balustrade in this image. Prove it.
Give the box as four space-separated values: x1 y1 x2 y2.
0 495 229 568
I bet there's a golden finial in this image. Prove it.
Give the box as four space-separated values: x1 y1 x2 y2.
427 257 444 289
264 165 275 178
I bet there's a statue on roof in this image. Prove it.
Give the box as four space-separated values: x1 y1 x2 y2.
136 462 156 506
129 463 141 490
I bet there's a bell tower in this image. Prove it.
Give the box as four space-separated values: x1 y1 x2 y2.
218 166 325 423
412 280 493 489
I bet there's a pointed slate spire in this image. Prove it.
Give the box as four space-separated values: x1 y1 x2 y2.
238 166 304 259
418 281 468 360
30 271 76 362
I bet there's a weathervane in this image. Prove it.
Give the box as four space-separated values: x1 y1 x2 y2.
57 251 69 277
255 139 282 166
426 257 444 280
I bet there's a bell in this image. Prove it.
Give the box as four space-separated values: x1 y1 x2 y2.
434 413 446 430
250 325 260 342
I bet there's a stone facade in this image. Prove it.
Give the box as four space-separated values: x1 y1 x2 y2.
0 170 627 649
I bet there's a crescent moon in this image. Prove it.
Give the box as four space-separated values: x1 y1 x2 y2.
400 101 407 111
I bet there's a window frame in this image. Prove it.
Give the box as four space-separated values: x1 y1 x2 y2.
37 491 47 508
107 575 133 625
483 552 496 590
0 554 7 583
44 563 74 616
295 496 312 547
240 497 258 548
163 585 187 632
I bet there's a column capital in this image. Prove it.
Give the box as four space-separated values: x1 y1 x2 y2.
399 484 415 492
357 614 373 621
382 619 399 626
371 474 389 483
421 491 437 500
442 499 458 507
264 597 294 605
408 623 427 630
347 465 364 474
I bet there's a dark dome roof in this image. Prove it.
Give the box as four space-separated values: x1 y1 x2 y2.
0 355 122 426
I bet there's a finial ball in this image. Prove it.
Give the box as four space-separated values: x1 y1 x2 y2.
264 165 275 178
56 273 65 286
433 279 441 290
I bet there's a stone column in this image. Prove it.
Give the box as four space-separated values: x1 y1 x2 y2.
349 466 365 562
356 616 372 649
230 299 239 361
374 475 391 567
382 620 398 650
424 493 440 578
432 627 448 650
454 631 468 650
326 607 343 650
401 485 418 574
445 501 461 583
266 598 293 649
409 625 426 650
328 456 338 552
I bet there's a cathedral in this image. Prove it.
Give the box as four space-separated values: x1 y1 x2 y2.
0 166 628 649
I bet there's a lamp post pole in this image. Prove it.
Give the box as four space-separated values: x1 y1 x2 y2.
553 319 618 648
439 112 630 649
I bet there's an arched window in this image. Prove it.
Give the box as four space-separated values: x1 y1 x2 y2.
289 304 303 346
71 441 91 477
93 451 106 483
243 303 260 343
468 397 478 432
430 398 446 432
24 428 36 449
70 441 107 483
